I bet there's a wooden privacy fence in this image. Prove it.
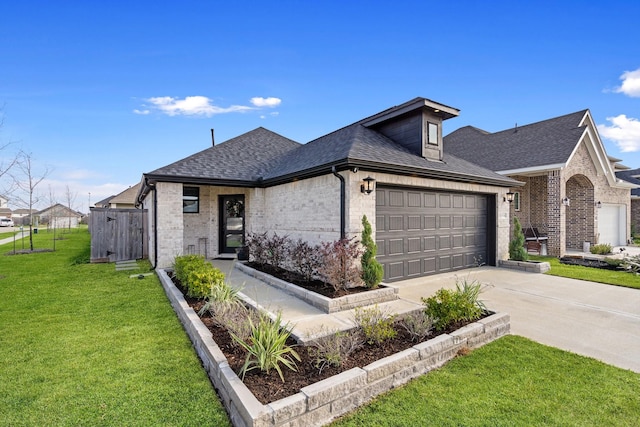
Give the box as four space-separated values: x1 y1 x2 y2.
90 208 148 263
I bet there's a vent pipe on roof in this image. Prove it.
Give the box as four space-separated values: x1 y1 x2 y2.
211 128 215 146
514 123 518 133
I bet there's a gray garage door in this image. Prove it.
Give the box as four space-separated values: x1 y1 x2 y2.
376 186 489 282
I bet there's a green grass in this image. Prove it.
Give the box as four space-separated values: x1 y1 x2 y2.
0 229 230 426
0 230 17 239
332 335 640 426
530 255 640 289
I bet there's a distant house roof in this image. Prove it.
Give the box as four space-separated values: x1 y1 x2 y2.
108 184 140 206
138 100 520 204
616 168 640 197
37 203 82 218
445 110 588 172
94 195 115 208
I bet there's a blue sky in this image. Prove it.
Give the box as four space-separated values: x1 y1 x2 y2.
1 1 639 212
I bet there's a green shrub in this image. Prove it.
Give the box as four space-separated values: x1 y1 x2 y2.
353 305 397 345
231 312 300 382
198 281 242 316
422 278 486 331
361 215 384 288
173 255 225 298
509 217 528 261
590 243 612 255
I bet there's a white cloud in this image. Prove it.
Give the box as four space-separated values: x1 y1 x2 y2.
133 109 150 115
614 68 640 97
142 96 253 117
597 114 640 152
250 97 281 108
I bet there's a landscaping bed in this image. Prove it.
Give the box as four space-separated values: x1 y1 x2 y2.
559 256 619 270
159 267 510 426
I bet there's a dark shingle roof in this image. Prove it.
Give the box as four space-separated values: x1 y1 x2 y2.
147 127 301 182
263 124 516 185
144 107 519 188
444 110 589 172
616 168 640 197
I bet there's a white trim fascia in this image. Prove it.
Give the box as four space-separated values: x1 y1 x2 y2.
573 111 618 186
497 163 565 176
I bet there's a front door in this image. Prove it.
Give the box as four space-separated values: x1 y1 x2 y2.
219 195 245 254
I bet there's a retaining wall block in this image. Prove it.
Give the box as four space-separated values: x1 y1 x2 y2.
364 348 419 383
468 323 511 348
330 376 394 417
478 312 510 330
413 334 456 359
268 393 307 425
449 322 484 343
301 368 367 411
285 404 332 427
219 364 271 427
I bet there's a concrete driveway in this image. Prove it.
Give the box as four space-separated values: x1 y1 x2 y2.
392 267 640 373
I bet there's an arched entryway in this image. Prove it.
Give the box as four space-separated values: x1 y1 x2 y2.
565 174 594 250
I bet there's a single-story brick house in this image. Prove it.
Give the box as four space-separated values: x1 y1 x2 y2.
445 110 636 256
136 97 522 281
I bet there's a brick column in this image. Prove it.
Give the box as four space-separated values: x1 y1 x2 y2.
546 171 564 256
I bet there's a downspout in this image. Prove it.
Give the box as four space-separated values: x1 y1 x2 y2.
331 166 346 240
152 184 158 269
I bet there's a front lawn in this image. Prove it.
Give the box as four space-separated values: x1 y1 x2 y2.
530 255 640 289
0 229 230 426
333 335 640 426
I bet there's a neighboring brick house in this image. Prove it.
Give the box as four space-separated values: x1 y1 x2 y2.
445 110 636 256
136 97 521 281
615 168 640 236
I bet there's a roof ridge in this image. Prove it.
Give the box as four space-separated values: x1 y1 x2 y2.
489 109 588 136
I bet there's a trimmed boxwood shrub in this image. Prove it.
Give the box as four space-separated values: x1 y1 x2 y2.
173 254 225 298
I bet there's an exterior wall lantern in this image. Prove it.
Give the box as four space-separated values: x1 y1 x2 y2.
562 197 571 206
595 201 602 208
504 191 515 203
361 176 375 195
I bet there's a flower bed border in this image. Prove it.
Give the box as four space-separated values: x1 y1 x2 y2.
235 262 398 313
499 259 551 273
157 268 510 427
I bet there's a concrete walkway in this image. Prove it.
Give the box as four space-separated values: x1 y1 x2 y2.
0 230 30 247
211 259 640 373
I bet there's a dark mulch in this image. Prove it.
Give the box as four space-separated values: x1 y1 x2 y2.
177 277 483 404
559 257 619 270
245 262 374 298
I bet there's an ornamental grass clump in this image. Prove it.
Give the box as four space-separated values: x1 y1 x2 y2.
231 311 301 382
590 243 612 255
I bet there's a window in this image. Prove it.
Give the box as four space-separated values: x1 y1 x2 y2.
514 191 521 211
183 186 199 213
427 122 439 145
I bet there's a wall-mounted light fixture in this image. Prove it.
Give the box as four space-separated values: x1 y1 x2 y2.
595 201 602 209
504 191 515 203
361 176 375 195
562 197 571 206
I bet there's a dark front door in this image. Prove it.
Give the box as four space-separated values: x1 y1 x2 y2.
219 195 245 254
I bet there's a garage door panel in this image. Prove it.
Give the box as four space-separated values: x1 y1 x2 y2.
377 187 489 282
424 236 436 251
407 237 421 253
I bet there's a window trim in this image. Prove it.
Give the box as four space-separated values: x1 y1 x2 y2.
427 122 439 145
183 186 200 214
513 191 521 212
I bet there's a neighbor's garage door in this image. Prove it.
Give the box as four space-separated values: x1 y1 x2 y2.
599 204 626 246
376 187 489 282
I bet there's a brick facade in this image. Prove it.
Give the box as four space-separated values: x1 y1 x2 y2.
148 172 512 269
509 140 631 256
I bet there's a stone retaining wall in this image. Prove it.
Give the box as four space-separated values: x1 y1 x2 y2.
499 259 551 273
235 262 398 313
157 268 510 427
